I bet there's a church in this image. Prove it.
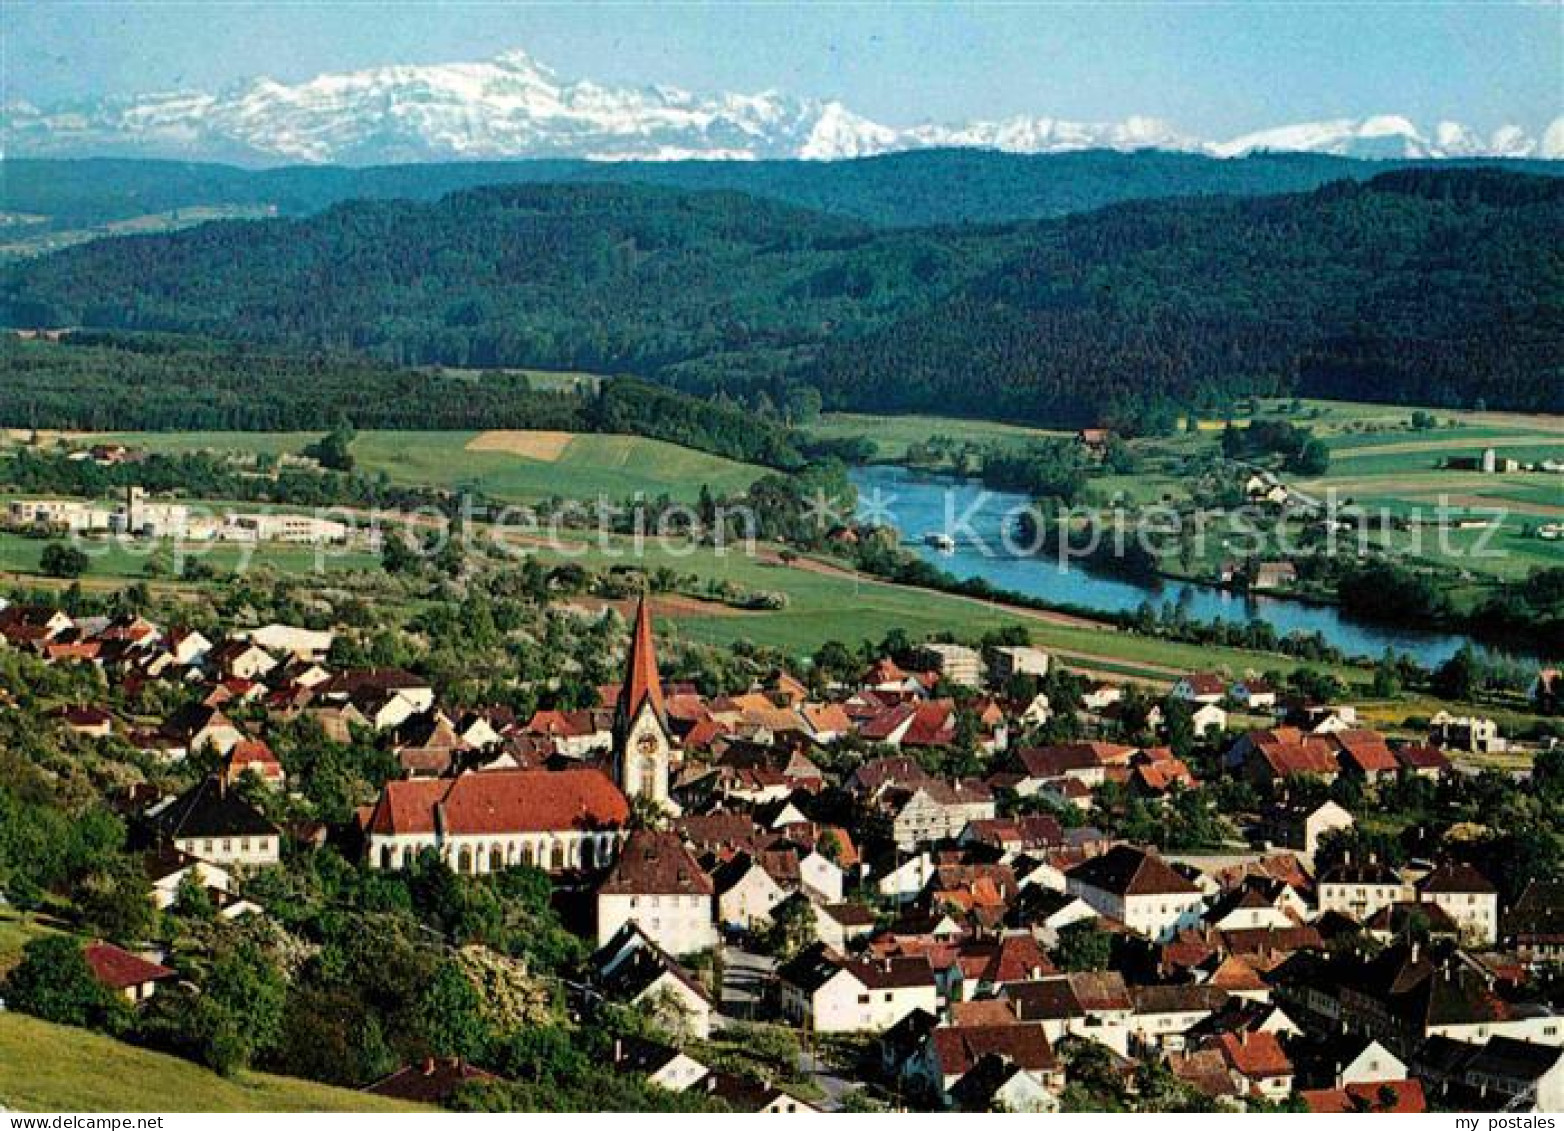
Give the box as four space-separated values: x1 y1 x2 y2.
363 596 677 873
611 594 678 810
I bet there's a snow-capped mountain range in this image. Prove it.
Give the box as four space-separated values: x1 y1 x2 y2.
5 49 1559 165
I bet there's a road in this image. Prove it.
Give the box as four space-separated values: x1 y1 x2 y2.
719 944 775 1022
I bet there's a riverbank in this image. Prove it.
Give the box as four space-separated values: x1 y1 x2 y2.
847 464 1540 666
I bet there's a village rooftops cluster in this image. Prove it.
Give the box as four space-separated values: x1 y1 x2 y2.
6 593 1563 1113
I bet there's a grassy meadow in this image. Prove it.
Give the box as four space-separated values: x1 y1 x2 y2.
511 530 1368 685
0 1012 423 1112
803 412 1068 461
0 530 380 581
87 428 764 505
1163 399 1564 583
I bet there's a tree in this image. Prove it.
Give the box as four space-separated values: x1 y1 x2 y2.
303 421 357 471
1053 922 1112 972
415 959 489 1061
40 542 90 578
380 528 422 575
76 857 157 941
1432 645 1479 702
3 935 122 1030
760 897 816 963
144 939 287 1075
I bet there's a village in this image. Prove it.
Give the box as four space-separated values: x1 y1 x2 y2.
1 584 1560 1114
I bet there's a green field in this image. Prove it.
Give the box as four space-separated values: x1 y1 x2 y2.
803 413 1068 461
88 429 764 505
1292 404 1564 580
1151 400 1564 584
513 531 1367 685
0 1012 423 1112
0 531 380 581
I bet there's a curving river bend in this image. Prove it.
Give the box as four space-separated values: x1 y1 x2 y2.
850 464 1514 666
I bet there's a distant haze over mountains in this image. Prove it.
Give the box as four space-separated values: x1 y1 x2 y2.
5 48 1560 165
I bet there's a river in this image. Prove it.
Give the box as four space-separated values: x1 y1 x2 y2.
849 464 1499 665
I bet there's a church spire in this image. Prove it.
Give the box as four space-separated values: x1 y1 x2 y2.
620 594 665 725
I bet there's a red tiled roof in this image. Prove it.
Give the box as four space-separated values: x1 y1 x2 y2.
1334 730 1398 773
1215 1031 1291 1080
228 739 282 771
901 701 959 748
1257 739 1340 777
84 941 174 990
1302 1080 1426 1114
956 933 1057 984
863 657 909 685
1180 673 1227 697
931 1023 1059 1077
1395 743 1451 771
950 999 1020 1026
368 769 628 836
1068 846 1201 897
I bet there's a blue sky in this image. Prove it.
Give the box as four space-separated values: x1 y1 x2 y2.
6 2 1560 135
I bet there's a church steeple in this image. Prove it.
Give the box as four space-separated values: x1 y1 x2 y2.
613 595 673 807
618 593 665 729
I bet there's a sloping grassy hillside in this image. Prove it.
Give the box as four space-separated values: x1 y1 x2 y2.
0 1012 423 1112
88 429 764 504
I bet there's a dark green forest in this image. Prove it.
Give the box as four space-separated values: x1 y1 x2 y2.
11 149 1559 230
0 334 804 468
4 168 1561 424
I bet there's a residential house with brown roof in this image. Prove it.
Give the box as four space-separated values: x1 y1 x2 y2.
1260 799 1354 859
1417 862 1499 946
1317 858 1412 922
1172 672 1228 705
83 941 175 1004
1002 971 1136 1056
1208 1030 1294 1101
888 779 997 849
365 1058 499 1105
1066 846 1207 942
1506 880 1564 962
1129 984 1232 1052
913 1023 1064 1107
154 775 280 867
777 942 939 1034
592 922 716 1040
596 829 716 956
222 739 287 789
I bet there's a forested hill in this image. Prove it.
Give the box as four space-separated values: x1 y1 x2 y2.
4 169 1561 422
7 149 1560 230
804 167 1564 422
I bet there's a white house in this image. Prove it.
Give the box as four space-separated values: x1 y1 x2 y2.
1189 702 1228 736
154 777 281 867
144 847 233 910
610 1036 710 1093
990 645 1051 682
1318 859 1412 922
596 830 717 956
1066 846 1206 942
1171 673 1227 705
713 852 791 930
592 924 716 1040
778 943 939 1034
1418 863 1500 946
